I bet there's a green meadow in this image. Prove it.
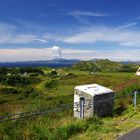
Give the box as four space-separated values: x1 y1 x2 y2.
0 65 140 140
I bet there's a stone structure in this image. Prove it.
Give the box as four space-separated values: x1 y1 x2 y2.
74 84 114 118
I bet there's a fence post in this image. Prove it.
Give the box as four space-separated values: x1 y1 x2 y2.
134 90 138 113
80 97 85 119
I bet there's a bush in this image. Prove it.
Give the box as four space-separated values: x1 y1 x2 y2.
0 99 7 104
22 87 39 98
0 67 8 74
0 87 19 94
0 75 7 82
19 67 44 75
63 73 77 79
120 64 137 72
47 70 58 78
29 73 39 76
2 75 40 86
44 80 58 89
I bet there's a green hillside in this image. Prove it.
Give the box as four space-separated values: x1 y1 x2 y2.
72 59 139 72
0 66 140 139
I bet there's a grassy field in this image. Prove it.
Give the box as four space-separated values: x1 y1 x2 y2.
0 68 140 140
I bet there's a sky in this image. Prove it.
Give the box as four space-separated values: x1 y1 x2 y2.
0 0 140 61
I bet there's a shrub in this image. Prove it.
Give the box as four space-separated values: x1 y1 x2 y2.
22 87 39 98
47 70 58 78
120 64 137 72
0 87 19 94
63 73 77 79
0 99 7 104
2 75 40 86
19 67 44 75
44 80 58 89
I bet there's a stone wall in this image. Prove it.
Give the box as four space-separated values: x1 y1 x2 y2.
94 92 114 117
74 89 93 118
74 90 114 118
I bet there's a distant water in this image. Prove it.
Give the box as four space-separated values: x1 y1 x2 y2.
0 62 74 68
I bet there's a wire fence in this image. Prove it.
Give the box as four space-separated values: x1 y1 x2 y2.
0 90 140 123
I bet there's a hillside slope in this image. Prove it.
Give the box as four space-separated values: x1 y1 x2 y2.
72 59 139 72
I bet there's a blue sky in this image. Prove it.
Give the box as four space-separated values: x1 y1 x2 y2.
0 0 140 61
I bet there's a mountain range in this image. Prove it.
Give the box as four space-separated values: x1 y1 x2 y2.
0 59 80 67
0 58 139 68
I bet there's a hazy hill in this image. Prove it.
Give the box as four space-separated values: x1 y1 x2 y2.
0 59 80 67
72 59 139 72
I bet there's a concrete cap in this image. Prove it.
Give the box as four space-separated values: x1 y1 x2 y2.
75 84 113 96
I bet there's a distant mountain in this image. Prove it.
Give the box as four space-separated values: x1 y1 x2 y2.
0 59 80 67
0 58 139 70
121 61 136 64
72 59 139 72
120 61 140 65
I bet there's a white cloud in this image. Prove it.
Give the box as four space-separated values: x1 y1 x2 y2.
51 46 62 59
0 20 140 52
0 34 48 44
0 48 140 62
63 25 140 47
0 21 139 48
0 22 48 44
0 48 52 62
69 11 107 17
63 49 140 61
68 11 108 25
117 22 138 29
